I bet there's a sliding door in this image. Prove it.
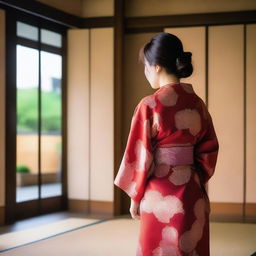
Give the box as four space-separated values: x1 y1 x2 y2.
161 24 256 222
6 13 67 223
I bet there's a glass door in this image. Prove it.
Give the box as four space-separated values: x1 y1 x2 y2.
16 44 40 203
40 50 62 199
16 47 63 203
6 15 67 223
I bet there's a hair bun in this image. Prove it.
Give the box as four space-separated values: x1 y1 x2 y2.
175 51 193 78
176 51 192 63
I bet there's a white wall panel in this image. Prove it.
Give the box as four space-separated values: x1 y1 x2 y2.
164 27 206 101
67 29 90 200
90 28 114 201
208 25 244 203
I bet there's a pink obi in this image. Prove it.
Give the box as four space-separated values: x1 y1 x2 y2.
154 146 194 166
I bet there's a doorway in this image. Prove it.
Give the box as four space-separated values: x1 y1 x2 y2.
5 12 68 224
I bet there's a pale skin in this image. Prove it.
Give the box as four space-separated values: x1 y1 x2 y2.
129 58 180 220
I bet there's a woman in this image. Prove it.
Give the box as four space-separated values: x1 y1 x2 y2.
114 32 219 256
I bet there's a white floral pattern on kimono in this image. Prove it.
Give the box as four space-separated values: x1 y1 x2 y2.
114 82 219 256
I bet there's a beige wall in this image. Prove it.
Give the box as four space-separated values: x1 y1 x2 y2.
67 29 90 200
125 0 256 17
0 9 5 207
208 25 244 203
90 28 114 201
67 28 114 202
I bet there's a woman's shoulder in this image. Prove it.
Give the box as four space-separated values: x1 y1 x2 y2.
131 94 155 118
139 94 157 109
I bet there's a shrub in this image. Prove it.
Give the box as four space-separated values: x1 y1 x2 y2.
16 165 31 173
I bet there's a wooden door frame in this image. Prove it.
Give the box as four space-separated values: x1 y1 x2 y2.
5 9 68 224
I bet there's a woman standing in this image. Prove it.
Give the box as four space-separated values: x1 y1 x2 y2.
114 32 219 256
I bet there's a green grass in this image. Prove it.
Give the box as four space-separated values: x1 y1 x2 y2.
17 88 61 132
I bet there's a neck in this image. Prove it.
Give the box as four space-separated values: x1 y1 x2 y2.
158 73 180 88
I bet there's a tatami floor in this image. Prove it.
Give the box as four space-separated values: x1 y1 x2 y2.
0 212 255 256
0 211 109 234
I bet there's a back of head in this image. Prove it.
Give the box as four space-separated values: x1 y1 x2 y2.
139 32 193 78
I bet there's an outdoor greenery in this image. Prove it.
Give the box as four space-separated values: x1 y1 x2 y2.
16 165 31 173
17 88 61 132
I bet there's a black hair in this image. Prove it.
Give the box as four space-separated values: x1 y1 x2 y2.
139 32 193 78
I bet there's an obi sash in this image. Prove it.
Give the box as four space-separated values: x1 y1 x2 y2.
154 145 194 166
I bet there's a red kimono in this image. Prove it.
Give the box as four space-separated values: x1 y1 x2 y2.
114 82 219 256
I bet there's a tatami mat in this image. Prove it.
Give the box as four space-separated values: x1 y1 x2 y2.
0 218 255 255
0 217 100 253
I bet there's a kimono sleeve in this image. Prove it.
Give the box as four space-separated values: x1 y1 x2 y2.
194 112 219 184
114 98 154 203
